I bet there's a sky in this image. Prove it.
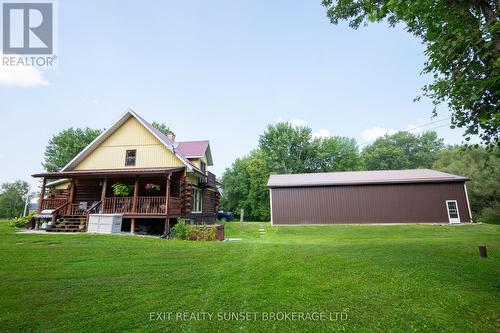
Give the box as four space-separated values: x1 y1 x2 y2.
0 0 471 190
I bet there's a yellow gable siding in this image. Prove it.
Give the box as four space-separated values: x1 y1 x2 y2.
187 173 199 186
74 117 184 170
188 155 208 169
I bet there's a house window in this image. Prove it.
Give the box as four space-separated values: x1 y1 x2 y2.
191 187 203 213
125 150 136 166
200 160 206 174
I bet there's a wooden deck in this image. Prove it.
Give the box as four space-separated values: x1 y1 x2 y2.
41 196 182 216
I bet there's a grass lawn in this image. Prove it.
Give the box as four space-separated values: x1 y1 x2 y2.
0 221 499 332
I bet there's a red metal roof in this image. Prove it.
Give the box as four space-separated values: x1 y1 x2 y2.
267 169 469 188
176 140 209 157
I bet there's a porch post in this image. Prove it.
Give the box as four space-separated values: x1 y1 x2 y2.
164 173 171 235
99 177 107 213
132 178 139 213
130 178 139 235
131 218 136 234
164 218 170 236
68 178 75 215
36 177 46 230
38 177 46 214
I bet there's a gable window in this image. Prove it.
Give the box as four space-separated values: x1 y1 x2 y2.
125 150 136 166
191 187 203 213
200 160 206 174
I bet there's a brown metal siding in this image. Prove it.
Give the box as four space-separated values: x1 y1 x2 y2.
271 182 470 224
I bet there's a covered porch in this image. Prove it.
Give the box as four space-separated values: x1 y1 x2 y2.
32 167 191 233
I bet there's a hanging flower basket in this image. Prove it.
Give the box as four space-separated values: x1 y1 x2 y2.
145 183 161 191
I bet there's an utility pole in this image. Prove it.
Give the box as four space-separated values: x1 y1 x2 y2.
23 186 31 216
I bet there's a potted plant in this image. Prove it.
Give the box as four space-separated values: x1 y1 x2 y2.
112 183 132 196
79 218 86 230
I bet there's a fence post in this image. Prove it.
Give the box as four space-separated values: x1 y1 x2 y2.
478 244 487 258
240 209 244 223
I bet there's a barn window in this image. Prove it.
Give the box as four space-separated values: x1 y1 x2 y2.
446 200 461 223
125 150 136 166
447 201 458 218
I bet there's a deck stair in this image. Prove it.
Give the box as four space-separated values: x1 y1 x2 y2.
48 215 88 232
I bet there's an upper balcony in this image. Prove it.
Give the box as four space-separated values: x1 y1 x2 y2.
199 171 218 188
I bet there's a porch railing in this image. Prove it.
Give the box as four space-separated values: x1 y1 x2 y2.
136 196 166 214
102 197 133 214
102 196 180 215
69 202 101 216
41 198 68 210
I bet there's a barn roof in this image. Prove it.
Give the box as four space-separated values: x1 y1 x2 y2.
267 169 469 188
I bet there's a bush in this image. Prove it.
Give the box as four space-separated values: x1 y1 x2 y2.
477 202 500 224
171 218 189 240
10 212 35 228
171 219 217 241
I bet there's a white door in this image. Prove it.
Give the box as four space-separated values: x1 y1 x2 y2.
446 200 461 224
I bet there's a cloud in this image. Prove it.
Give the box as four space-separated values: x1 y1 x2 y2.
360 127 397 142
0 55 49 87
288 118 305 127
312 129 331 139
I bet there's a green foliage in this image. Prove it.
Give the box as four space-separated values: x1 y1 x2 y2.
322 0 500 148
222 123 362 220
315 136 362 172
10 211 35 228
259 123 318 174
111 183 132 197
221 150 270 221
151 121 171 136
43 127 103 171
362 131 444 170
0 180 30 218
433 146 499 222
171 219 217 241
171 218 189 239
480 202 500 225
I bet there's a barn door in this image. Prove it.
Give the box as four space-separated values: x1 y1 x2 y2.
446 200 460 224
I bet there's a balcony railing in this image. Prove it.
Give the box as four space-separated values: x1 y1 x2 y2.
199 171 217 188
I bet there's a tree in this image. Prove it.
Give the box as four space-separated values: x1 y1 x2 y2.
361 131 444 170
433 146 500 222
43 127 103 171
322 0 500 148
315 136 362 172
152 121 171 136
0 180 29 218
220 150 270 221
258 123 318 174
